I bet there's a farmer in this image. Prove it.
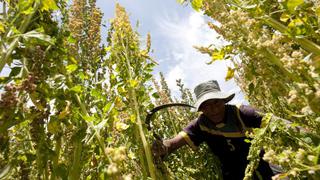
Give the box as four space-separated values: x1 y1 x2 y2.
152 80 276 180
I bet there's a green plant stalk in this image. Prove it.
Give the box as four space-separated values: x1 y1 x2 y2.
44 163 49 180
0 1 40 72
167 111 178 135
35 141 45 179
122 43 156 179
27 130 36 152
262 48 299 82
134 126 149 178
74 94 107 157
66 72 108 155
2 1 6 19
74 92 115 171
263 16 320 56
130 89 157 179
65 77 108 179
68 136 82 180
51 135 62 180
22 57 30 77
315 145 320 164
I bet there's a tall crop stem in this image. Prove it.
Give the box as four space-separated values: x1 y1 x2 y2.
122 40 157 179
74 94 107 157
263 17 320 56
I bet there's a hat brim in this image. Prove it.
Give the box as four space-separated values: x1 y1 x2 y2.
194 92 235 111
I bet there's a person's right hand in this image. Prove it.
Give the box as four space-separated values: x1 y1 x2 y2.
151 139 168 159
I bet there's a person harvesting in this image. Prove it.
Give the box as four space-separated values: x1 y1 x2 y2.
152 80 277 180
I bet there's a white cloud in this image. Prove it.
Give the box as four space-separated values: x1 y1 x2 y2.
188 12 205 27
166 65 185 92
155 11 246 104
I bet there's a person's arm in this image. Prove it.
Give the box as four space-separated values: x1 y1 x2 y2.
163 133 187 154
238 104 263 128
152 134 187 158
152 118 204 158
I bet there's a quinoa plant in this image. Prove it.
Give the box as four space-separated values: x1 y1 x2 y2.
181 0 320 179
0 1 157 179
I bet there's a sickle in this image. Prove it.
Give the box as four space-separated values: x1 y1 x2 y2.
145 103 195 131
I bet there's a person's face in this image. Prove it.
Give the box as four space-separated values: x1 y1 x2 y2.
199 99 225 118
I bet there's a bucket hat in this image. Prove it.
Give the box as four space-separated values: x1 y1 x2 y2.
194 80 235 111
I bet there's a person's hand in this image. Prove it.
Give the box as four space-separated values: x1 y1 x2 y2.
151 139 168 159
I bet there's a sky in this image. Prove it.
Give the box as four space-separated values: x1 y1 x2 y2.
0 0 246 104
98 0 246 104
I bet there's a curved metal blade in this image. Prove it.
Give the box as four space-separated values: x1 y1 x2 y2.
145 103 195 130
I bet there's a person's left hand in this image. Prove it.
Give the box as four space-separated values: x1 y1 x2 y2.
151 139 168 159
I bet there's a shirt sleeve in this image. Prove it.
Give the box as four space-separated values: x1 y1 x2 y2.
238 105 263 128
180 118 204 151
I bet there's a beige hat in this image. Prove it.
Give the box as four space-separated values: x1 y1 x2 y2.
194 80 235 111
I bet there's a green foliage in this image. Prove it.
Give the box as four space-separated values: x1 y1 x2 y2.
1 0 136 179
192 0 320 179
5 0 319 179
105 4 158 178
287 0 304 12
191 0 203 12
1 1 219 179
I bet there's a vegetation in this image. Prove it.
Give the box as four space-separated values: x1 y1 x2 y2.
0 0 319 179
185 0 320 179
0 0 218 179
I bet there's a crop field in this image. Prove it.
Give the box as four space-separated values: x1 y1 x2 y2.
0 0 319 179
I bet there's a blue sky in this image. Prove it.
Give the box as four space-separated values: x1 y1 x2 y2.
98 0 246 103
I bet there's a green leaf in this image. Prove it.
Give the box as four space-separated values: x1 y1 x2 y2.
287 0 304 12
191 0 203 12
90 89 101 98
130 114 136 123
0 164 11 179
116 122 129 131
129 79 138 88
70 85 82 93
83 115 95 122
288 18 304 28
48 119 61 134
104 46 111 52
9 67 22 77
67 36 76 44
41 0 59 11
152 92 160 99
269 121 278 132
0 77 10 84
311 55 320 70
176 0 186 4
288 18 306 35
103 102 113 113
22 7 34 15
280 13 290 22
21 30 55 44
0 22 5 33
55 164 68 180
316 7 320 17
78 72 88 80
225 67 235 81
211 49 225 61
66 64 78 74
107 137 113 143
